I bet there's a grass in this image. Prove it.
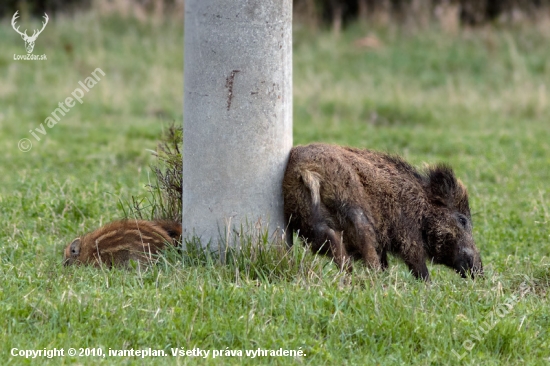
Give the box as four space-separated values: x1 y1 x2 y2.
1 11 549 365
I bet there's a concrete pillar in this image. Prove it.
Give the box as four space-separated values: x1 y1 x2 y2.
182 0 293 250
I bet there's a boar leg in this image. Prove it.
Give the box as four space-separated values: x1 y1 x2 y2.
302 175 352 271
312 222 351 272
348 208 381 271
283 216 294 248
402 244 430 281
408 261 430 281
360 242 380 271
380 248 388 270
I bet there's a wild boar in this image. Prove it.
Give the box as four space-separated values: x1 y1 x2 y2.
282 143 483 281
63 219 182 267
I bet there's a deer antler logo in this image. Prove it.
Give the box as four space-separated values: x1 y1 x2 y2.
11 11 49 54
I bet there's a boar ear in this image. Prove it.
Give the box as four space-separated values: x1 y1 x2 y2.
426 164 462 207
454 179 471 214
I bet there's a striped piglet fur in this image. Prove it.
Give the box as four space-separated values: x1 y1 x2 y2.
63 219 182 267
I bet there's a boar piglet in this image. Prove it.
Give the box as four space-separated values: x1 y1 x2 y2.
63 219 182 268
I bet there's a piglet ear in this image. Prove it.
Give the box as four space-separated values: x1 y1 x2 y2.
425 164 461 207
69 238 81 257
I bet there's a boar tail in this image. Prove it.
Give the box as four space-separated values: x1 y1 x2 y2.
301 170 322 207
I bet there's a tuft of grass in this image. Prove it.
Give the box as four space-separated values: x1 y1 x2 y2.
126 122 182 222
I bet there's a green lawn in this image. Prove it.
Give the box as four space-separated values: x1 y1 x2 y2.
0 12 549 365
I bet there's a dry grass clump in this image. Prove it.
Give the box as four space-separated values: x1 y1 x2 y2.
129 123 182 222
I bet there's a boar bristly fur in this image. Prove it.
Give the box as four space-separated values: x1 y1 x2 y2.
283 143 483 281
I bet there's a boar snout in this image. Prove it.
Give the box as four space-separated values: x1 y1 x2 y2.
455 246 483 278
